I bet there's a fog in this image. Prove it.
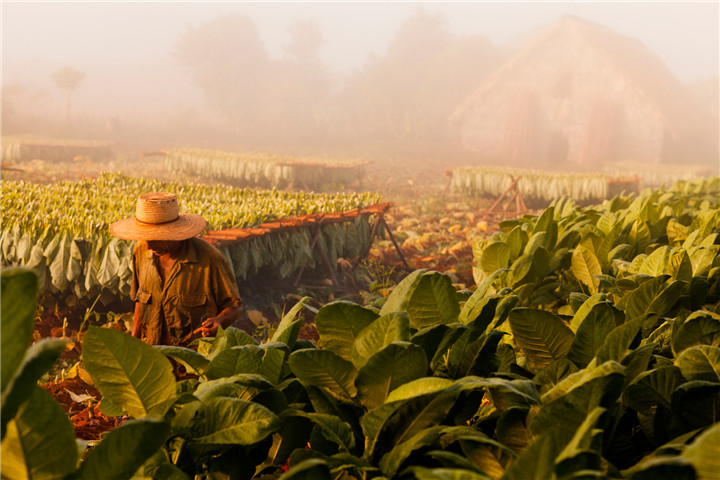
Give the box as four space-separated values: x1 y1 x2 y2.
2 1 718 166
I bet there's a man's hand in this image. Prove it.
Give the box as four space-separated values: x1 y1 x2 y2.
193 316 223 338
192 306 243 338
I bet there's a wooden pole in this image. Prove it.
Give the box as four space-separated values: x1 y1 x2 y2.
381 217 410 269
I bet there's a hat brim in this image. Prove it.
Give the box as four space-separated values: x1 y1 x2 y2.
109 213 207 241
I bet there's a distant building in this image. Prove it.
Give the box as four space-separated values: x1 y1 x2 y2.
450 15 718 168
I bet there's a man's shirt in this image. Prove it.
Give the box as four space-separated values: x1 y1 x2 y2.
131 237 242 346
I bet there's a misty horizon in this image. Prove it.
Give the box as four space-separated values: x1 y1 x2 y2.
2 2 718 167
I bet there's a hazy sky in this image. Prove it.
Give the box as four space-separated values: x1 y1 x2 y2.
2 1 719 82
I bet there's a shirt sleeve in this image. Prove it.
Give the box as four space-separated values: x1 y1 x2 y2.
210 251 243 311
130 244 141 302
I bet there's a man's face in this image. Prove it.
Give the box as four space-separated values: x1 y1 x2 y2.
146 240 182 256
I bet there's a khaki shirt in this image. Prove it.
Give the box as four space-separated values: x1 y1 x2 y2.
131 237 242 346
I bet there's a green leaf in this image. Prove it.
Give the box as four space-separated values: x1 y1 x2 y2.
315 301 378 361
458 331 507 379
1 339 67 440
555 407 606 464
370 386 464 462
430 324 469 374
639 247 672 277
409 467 492 480
627 457 695 480
411 324 450 363
506 226 529 259
624 366 686 414
567 302 618 368
381 270 460 328
350 312 411 368
459 285 502 326
385 377 455 403
668 250 693 283
48 231 70 291
0 387 78 480
621 343 657 388
356 342 428 410
671 381 720 431
259 342 290 385
495 408 532 456
377 426 453 477
288 349 358 399
533 362 625 440
480 242 511 274
1 268 38 394
675 345 720 383
292 411 356 453
195 326 258 361
154 345 210 377
508 308 575 373
82 326 177 418
682 422 720 480
629 219 652 255
501 430 562 480
569 294 608 332
624 277 687 320
426 450 493 478
132 448 189 480
572 245 602 294
688 245 720 276
672 310 720 355
281 458 332 480
193 373 273 402
271 297 309 350
205 345 265 379
533 206 558 250
595 317 644 364
76 419 170 480
189 397 281 444
533 358 579 394
667 220 690 246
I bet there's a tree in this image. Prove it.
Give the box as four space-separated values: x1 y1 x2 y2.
172 14 269 137
341 9 501 151
266 21 333 144
283 21 324 63
50 66 85 122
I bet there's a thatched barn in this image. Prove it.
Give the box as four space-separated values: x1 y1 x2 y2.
450 15 718 168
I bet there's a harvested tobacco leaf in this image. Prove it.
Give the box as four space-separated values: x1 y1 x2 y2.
40 377 122 440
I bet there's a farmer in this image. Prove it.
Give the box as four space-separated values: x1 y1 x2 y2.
109 192 244 346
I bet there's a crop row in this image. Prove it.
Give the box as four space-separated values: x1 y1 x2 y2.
1 136 115 163
472 176 720 308
602 162 716 189
450 166 637 205
163 148 368 190
0 173 382 305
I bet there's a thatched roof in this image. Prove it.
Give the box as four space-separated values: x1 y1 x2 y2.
451 15 718 167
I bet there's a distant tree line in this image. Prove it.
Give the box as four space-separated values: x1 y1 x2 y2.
171 11 502 154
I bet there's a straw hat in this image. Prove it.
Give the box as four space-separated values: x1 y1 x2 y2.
109 192 206 241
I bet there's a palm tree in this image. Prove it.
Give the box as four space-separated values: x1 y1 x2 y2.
50 66 85 122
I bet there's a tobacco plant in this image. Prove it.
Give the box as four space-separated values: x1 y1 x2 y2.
1 174 381 309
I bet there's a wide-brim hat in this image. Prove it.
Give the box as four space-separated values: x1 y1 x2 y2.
109 192 206 241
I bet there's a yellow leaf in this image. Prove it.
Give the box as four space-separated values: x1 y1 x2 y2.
79 367 94 386
247 309 269 326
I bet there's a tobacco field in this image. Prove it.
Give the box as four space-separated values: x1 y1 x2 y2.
1 155 720 480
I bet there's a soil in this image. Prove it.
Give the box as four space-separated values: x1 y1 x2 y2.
40 377 123 440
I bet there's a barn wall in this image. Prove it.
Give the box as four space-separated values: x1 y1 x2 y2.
456 23 669 167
